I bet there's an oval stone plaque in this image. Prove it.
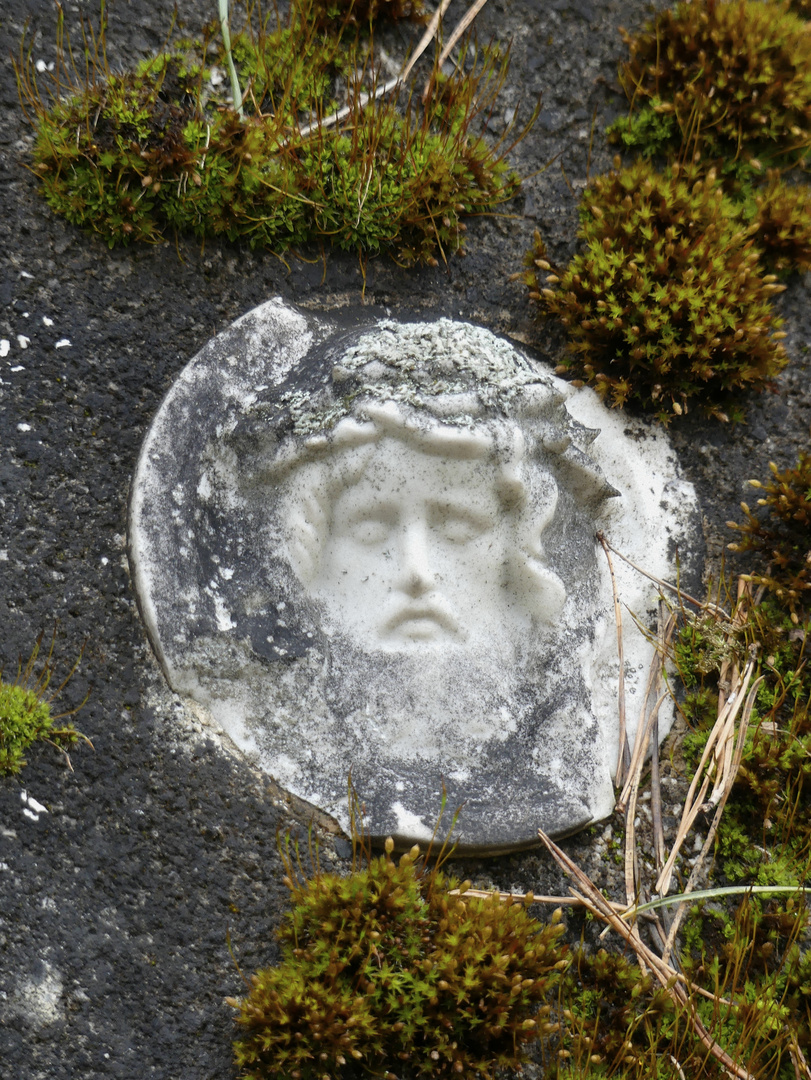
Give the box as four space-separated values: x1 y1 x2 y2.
129 299 699 852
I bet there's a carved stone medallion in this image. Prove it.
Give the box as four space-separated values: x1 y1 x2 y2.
129 299 699 852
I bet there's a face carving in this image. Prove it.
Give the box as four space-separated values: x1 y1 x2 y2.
311 440 510 649
281 429 567 652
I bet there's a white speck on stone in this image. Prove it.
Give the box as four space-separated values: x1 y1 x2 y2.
0 862 9 871
55 338 71 349
16 335 30 350
22 809 39 822
21 791 48 816
447 768 471 782
209 65 224 86
42 316 54 327
19 271 33 280
391 802 433 841
35 59 48 72
219 567 234 580
11 962 64 1026
101 556 109 566
0 551 7 561
0 340 9 357
214 596 235 632
11 365 24 372
17 423 31 432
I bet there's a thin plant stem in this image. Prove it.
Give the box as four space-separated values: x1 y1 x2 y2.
651 600 667 873
219 0 244 118
598 532 630 784
597 532 729 619
632 883 811 918
661 673 763 963
421 0 491 101
298 0 453 139
537 828 757 1080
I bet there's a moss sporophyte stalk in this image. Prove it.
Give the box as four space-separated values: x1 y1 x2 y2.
17 0 529 267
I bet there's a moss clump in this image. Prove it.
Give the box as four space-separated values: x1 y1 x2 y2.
19 4 522 267
677 895 811 1077
607 96 680 162
0 685 64 775
612 0 811 169
729 454 811 622
0 639 83 775
228 840 567 1079
223 31 347 115
559 948 675 1071
522 159 788 423
606 3 811 283
750 173 811 275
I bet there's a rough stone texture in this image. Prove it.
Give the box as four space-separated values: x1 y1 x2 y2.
0 0 808 1077
130 303 698 850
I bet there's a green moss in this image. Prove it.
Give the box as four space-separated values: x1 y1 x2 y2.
729 455 811 621
522 159 788 423
559 947 675 1074
548 573 811 1078
222 23 350 114
749 173 811 276
606 97 680 161
0 639 83 775
19 2 523 267
671 586 811 900
228 840 567 1079
674 891 811 1077
607 2 811 282
616 0 811 169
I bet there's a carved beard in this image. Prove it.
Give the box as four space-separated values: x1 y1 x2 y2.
320 630 526 763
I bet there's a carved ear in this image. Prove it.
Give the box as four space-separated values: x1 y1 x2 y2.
286 486 327 586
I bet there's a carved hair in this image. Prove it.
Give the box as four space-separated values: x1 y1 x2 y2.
240 320 616 623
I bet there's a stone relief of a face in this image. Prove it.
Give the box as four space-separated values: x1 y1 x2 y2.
282 429 566 652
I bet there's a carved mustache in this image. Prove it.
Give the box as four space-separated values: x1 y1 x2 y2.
382 599 461 637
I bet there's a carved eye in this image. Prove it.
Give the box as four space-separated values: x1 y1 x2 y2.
436 511 493 545
349 517 392 545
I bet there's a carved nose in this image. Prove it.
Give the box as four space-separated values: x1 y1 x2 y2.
397 522 435 597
